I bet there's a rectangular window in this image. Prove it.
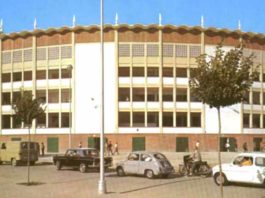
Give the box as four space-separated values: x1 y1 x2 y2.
24 71 32 81
61 89 70 103
147 67 159 77
163 112 173 127
119 88 130 101
2 115 11 129
176 88 187 101
37 113 46 128
13 115 22 129
13 72 22 82
133 88 145 101
163 45 173 57
118 112 130 127
36 90 46 103
163 88 173 101
176 45 187 57
2 73 11 83
176 68 187 78
147 44 159 57
47 137 59 153
48 113 59 128
190 92 200 102
190 113 201 127
132 67 144 77
2 93 11 105
36 70 46 80
253 92 260 105
176 112 187 127
147 88 159 101
61 113 70 127
48 69 59 79
163 67 173 77
119 44 130 57
61 68 71 78
253 114 260 128
132 44 144 57
48 89 59 103
119 67 130 77
147 112 159 127
132 137 145 151
12 92 20 103
243 92 250 104
243 113 250 128
133 112 145 127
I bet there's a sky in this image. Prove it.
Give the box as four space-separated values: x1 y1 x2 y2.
1 0 265 34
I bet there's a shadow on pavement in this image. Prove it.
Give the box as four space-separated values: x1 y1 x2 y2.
17 181 46 186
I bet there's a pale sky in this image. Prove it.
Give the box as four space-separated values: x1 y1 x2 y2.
1 0 265 34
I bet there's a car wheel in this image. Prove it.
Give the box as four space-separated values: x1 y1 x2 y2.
145 169 154 179
79 163 87 173
179 164 187 176
116 167 125 176
214 172 228 186
56 161 62 170
11 158 17 166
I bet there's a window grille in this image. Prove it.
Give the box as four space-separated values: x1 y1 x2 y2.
23 49 32 62
176 45 188 57
48 47 59 60
37 48 46 60
147 44 159 57
2 52 11 64
61 46 72 59
132 44 144 57
190 46 201 58
163 45 173 57
13 50 22 63
119 44 130 57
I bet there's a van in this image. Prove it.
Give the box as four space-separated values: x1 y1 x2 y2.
0 141 39 166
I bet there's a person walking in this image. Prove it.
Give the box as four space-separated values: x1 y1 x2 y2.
243 142 248 152
225 139 230 152
113 142 119 155
107 141 113 156
79 141 82 148
41 142 45 156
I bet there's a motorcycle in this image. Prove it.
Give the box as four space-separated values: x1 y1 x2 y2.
179 155 212 176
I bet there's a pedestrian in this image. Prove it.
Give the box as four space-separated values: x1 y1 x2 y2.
243 142 248 152
79 141 82 148
113 142 119 155
107 141 113 156
225 139 230 152
41 142 45 156
190 146 202 176
104 141 108 155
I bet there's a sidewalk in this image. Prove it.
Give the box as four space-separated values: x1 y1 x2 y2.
38 151 239 169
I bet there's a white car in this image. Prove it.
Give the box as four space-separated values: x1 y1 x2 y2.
116 151 174 179
212 152 265 186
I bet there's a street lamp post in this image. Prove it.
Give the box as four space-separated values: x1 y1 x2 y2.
67 64 73 148
98 0 106 194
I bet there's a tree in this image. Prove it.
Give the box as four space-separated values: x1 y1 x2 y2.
189 44 257 198
12 90 45 185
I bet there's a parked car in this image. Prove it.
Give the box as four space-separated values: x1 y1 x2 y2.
0 141 39 166
53 148 113 173
116 151 174 179
212 152 265 186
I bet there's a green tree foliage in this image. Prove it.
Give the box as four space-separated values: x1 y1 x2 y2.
12 91 45 126
189 44 257 198
190 44 257 108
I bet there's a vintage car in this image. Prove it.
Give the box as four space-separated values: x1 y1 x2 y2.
0 141 39 166
116 151 174 178
212 152 265 186
53 148 113 173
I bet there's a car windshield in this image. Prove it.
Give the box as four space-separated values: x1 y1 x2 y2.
153 153 166 160
21 142 37 150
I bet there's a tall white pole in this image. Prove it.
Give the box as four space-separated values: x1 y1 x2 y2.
98 0 106 194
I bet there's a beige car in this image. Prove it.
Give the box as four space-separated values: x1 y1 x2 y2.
0 141 39 166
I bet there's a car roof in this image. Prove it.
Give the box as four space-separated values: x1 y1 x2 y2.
68 148 97 151
237 152 265 157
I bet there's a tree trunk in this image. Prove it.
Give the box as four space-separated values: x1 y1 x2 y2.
217 107 223 198
27 127 31 185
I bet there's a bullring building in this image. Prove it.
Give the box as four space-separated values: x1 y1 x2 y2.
0 23 264 153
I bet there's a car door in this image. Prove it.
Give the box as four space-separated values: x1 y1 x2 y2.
252 157 265 184
228 156 253 183
138 153 152 175
123 153 139 174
